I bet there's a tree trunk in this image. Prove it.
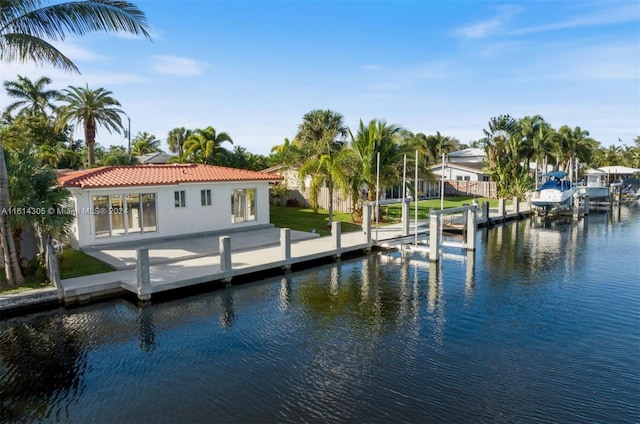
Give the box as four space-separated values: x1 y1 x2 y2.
85 119 96 166
0 140 25 286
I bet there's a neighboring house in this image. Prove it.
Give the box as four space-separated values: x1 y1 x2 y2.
58 164 282 248
136 152 176 164
261 164 311 189
447 148 486 164
429 161 490 182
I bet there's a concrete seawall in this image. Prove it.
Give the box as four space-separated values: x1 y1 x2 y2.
1 201 531 317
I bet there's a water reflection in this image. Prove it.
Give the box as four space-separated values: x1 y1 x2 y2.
0 314 87 422
279 276 292 311
220 290 235 327
137 305 156 352
1 207 638 423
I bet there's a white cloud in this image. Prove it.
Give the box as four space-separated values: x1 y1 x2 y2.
511 3 640 35
150 55 208 76
454 5 523 40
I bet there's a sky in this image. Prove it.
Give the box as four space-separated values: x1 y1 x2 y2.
1 0 639 156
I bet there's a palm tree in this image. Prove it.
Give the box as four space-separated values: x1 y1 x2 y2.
0 0 151 73
557 125 597 180
0 0 150 286
3 75 58 117
482 115 534 198
55 85 125 166
349 119 408 202
131 131 161 156
167 127 191 156
182 126 233 164
295 110 348 225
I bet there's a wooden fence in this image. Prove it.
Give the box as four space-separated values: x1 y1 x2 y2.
445 181 498 199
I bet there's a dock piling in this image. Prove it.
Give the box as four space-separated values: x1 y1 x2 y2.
498 198 506 220
363 204 372 244
136 248 152 301
219 236 232 272
512 196 520 216
429 212 440 262
332 221 342 258
466 207 477 251
401 199 410 236
482 201 490 223
281 228 291 268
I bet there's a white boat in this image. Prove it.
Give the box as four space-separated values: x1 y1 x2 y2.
531 171 576 214
576 169 612 200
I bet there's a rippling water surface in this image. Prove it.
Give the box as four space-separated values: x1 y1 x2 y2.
2 206 639 423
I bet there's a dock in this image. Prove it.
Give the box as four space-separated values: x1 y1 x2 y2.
1 199 532 315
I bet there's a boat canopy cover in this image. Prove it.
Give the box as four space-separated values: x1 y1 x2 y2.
541 171 568 179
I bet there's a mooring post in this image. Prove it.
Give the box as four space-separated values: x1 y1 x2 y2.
573 194 580 219
401 198 410 236
332 221 342 258
583 195 590 215
219 236 232 272
498 198 506 220
363 203 372 244
512 196 520 216
482 201 490 223
136 248 152 302
466 207 477 251
281 228 291 268
429 212 440 262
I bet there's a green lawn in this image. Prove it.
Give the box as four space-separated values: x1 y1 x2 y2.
270 197 501 235
270 205 362 236
59 248 114 279
382 197 499 221
0 248 114 295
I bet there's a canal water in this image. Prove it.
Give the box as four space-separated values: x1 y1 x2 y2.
1 205 639 423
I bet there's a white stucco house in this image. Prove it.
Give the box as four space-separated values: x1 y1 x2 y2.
58 164 282 248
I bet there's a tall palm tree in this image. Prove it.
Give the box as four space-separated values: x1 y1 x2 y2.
131 131 161 156
167 127 191 156
482 114 521 168
349 119 408 202
295 110 348 225
0 0 150 286
557 125 597 180
3 75 58 117
182 126 233 164
55 85 125 166
0 0 151 73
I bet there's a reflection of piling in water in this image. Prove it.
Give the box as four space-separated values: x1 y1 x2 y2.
137 304 156 352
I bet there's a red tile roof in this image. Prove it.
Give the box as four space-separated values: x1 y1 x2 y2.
58 164 283 189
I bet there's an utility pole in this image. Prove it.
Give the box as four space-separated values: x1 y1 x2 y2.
127 116 131 161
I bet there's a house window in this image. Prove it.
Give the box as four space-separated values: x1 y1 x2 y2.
142 193 157 232
174 190 186 208
110 194 126 235
201 189 212 206
231 188 256 223
93 195 110 238
126 194 141 234
92 192 157 238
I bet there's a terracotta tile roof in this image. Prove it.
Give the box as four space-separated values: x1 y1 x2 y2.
58 164 283 189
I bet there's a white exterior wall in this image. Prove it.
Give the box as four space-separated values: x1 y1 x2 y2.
447 167 482 182
67 181 271 248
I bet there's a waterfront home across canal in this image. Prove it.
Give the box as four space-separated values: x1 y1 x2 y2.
58 164 282 248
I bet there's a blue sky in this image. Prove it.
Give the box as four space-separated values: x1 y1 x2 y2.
2 0 639 156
